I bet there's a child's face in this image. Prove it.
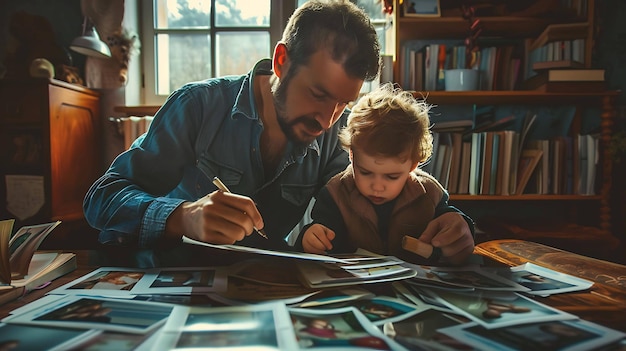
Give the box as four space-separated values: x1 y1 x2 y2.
351 149 417 205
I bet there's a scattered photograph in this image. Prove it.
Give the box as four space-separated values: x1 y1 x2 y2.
221 275 319 303
406 264 530 291
70 270 144 290
381 306 472 351
65 331 153 351
439 319 626 351
155 301 298 350
50 267 150 297
0 323 97 351
313 296 419 326
337 256 407 270
430 289 577 329
289 306 405 350
296 260 416 288
293 287 374 308
3 295 174 334
132 293 229 307
499 263 594 296
227 258 304 287
133 266 227 294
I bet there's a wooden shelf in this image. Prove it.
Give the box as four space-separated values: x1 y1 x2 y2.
451 195 603 201
410 90 620 105
397 16 581 41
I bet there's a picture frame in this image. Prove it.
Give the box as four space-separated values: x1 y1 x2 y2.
403 0 441 17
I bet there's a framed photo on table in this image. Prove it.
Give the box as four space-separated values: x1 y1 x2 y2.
403 0 441 17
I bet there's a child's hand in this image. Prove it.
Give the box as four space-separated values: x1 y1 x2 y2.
302 224 336 254
420 212 474 265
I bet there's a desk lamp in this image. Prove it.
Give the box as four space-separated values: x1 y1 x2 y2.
70 17 111 58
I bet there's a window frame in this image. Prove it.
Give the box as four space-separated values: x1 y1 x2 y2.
140 0 389 105
140 0 292 105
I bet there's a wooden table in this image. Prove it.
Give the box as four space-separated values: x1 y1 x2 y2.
475 239 626 333
2 240 625 334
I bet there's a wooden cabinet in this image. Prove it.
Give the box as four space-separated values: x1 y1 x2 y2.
0 78 102 245
391 0 619 254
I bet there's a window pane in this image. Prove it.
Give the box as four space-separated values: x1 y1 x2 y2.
216 32 270 76
356 0 386 21
155 0 211 29
215 0 270 27
156 33 212 95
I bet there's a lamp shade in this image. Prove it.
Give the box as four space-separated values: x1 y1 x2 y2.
70 20 111 58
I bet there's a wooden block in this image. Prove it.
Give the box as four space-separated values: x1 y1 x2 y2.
402 236 434 259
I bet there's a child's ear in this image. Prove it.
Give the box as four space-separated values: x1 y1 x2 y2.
349 149 354 162
411 161 419 172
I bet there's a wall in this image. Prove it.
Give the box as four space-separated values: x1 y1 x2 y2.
0 0 141 169
0 0 84 76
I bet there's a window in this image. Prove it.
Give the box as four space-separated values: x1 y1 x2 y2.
142 0 390 104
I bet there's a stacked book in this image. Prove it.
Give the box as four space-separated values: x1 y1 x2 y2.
521 68 606 92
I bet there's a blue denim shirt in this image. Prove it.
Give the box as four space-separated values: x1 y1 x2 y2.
84 59 349 249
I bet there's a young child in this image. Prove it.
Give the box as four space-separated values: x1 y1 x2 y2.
295 83 473 264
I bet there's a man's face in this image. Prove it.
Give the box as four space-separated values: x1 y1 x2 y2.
273 49 364 147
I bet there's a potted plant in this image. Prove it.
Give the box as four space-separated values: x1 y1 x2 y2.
444 2 483 91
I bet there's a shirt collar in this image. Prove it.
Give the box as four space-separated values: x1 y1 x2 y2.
231 59 272 121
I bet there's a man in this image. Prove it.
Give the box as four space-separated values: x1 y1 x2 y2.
84 0 474 262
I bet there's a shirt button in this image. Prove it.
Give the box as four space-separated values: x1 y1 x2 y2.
252 148 256 152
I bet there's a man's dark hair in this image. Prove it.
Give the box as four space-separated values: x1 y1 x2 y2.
281 0 381 81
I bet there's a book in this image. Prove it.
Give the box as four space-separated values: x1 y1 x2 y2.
498 131 515 196
447 133 464 194
457 140 472 194
515 149 543 195
530 80 606 93
431 119 472 133
479 132 494 195
529 22 588 51
468 132 484 195
0 219 76 306
532 59 584 71
463 114 516 135
0 252 77 306
522 69 606 91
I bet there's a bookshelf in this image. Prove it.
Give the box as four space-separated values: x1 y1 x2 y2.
394 1 596 90
391 0 618 239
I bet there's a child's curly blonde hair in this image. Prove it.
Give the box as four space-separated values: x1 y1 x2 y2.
339 83 433 165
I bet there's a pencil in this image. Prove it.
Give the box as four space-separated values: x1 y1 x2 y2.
212 176 268 239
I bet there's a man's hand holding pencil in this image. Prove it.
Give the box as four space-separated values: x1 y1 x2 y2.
165 177 268 244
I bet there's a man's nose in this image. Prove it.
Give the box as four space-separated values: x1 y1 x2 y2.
318 102 346 130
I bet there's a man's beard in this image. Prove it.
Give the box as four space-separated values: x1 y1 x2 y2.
272 69 322 148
